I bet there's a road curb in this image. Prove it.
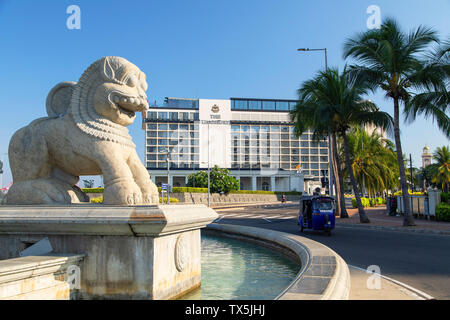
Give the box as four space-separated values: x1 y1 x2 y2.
348 265 435 300
335 222 450 236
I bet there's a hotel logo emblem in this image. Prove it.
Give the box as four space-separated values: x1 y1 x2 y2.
211 105 220 113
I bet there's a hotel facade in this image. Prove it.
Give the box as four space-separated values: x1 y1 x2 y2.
143 97 330 194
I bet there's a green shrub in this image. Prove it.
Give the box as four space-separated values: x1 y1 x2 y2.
436 203 450 222
82 188 104 193
441 192 450 204
166 187 209 193
352 197 372 208
90 195 179 204
376 197 386 205
90 196 103 203
159 197 179 203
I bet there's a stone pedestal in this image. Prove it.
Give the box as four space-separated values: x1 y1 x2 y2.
0 204 217 300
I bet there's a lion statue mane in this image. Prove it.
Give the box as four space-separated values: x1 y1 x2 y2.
5 56 159 205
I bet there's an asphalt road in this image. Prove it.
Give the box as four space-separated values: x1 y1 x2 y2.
214 205 450 300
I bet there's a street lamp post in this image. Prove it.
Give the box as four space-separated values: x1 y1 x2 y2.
162 149 171 204
297 48 334 197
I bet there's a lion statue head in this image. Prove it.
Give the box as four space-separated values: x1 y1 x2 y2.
46 56 149 148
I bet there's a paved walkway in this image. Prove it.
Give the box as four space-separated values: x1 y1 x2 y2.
348 267 426 300
336 205 450 235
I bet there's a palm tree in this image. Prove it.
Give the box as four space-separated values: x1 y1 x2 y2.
340 127 399 197
405 38 450 138
432 146 450 192
343 18 446 226
291 67 393 223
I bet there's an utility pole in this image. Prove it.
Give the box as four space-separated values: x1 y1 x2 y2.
410 154 414 192
297 48 333 197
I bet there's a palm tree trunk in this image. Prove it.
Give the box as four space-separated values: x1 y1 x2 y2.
331 132 349 218
393 97 416 226
342 131 370 223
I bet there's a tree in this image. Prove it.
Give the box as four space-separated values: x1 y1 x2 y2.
343 18 446 226
83 179 94 188
339 127 399 197
405 38 450 138
291 67 393 223
187 166 239 194
432 146 450 192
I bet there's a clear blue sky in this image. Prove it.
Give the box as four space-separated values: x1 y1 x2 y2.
0 0 448 187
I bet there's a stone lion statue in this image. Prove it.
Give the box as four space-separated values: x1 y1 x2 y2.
5 56 159 205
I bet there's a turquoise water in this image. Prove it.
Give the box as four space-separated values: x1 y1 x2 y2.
181 233 300 300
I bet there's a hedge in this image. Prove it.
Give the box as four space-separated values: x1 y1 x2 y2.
393 190 425 196
84 187 302 196
436 203 450 222
82 188 104 193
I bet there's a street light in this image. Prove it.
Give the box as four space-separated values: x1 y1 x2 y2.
297 47 333 197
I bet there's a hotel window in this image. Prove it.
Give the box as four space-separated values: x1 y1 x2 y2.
147 123 157 130
310 156 318 162
301 141 309 147
271 132 280 141
233 100 248 110
158 112 168 120
320 141 328 147
301 156 309 162
158 123 167 130
169 112 178 121
320 149 328 155
320 156 328 162
248 100 261 110
262 101 276 111
276 101 289 111
169 124 178 130
289 102 297 110
291 141 299 147
147 131 157 137
148 112 157 120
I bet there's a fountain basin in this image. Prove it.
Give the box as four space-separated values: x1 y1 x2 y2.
0 204 218 300
205 224 350 300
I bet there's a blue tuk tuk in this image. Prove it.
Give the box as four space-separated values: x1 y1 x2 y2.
298 195 335 236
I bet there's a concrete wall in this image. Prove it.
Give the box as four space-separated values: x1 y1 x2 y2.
168 192 301 205
0 255 84 300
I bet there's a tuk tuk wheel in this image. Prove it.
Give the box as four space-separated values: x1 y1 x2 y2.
300 225 304 232
325 229 331 236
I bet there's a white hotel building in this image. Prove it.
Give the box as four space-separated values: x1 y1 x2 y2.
143 97 330 194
